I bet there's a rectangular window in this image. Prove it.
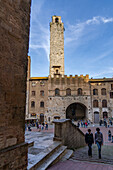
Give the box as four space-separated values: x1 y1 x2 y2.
110 92 113 98
111 84 113 90
32 91 35 96
40 91 44 96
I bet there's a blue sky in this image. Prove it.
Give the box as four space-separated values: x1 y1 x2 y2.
29 0 113 78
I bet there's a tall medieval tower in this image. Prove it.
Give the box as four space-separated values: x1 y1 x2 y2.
49 16 64 77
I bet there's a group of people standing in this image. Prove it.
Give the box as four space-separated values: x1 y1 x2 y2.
25 121 48 131
78 120 91 128
85 128 103 159
36 122 48 131
99 119 113 127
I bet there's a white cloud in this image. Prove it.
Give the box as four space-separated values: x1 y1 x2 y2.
30 15 113 62
30 23 50 61
91 67 113 77
31 0 45 20
65 16 113 46
86 16 113 25
29 0 50 61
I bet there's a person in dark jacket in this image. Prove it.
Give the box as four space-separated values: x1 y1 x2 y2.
85 129 94 157
95 128 103 159
108 130 111 141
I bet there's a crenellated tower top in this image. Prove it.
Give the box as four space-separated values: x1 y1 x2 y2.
49 16 65 77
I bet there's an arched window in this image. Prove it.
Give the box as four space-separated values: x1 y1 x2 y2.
111 84 113 90
31 101 35 108
40 101 44 107
66 88 71 96
40 90 44 96
78 88 82 95
56 69 58 74
55 17 59 23
93 100 98 107
93 89 98 95
102 100 107 107
103 112 108 118
55 88 60 96
101 88 106 95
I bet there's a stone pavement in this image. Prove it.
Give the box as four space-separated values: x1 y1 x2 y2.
71 144 113 164
48 160 113 170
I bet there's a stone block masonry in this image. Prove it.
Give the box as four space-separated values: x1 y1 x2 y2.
0 0 31 169
53 119 86 149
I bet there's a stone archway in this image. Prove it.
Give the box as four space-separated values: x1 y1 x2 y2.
66 102 87 120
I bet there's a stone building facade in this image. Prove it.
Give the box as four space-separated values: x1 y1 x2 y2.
26 16 113 124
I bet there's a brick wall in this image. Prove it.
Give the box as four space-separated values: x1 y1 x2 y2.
0 0 31 169
53 119 86 149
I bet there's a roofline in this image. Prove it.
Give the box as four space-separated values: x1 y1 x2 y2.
29 77 48 80
89 78 113 83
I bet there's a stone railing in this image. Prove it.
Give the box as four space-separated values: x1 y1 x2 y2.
53 119 86 149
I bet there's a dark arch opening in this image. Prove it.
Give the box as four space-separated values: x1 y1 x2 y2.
55 17 59 23
66 103 87 121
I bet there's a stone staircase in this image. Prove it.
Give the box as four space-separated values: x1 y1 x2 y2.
28 141 73 170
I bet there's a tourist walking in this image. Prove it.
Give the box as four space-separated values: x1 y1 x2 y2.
77 121 80 127
108 130 111 141
25 123 27 131
36 122 39 129
81 121 83 127
39 124 41 132
85 129 94 157
99 120 102 126
28 123 32 131
95 128 103 159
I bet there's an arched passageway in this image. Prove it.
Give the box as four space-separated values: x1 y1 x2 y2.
66 103 87 120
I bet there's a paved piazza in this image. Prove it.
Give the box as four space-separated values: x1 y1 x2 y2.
25 125 113 170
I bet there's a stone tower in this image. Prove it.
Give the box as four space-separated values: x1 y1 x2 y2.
49 16 64 77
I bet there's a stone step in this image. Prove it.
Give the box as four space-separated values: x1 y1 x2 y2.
28 141 62 170
28 141 34 148
36 145 67 170
60 149 74 162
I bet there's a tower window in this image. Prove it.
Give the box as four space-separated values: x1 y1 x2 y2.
55 88 60 96
56 69 58 74
55 17 59 23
